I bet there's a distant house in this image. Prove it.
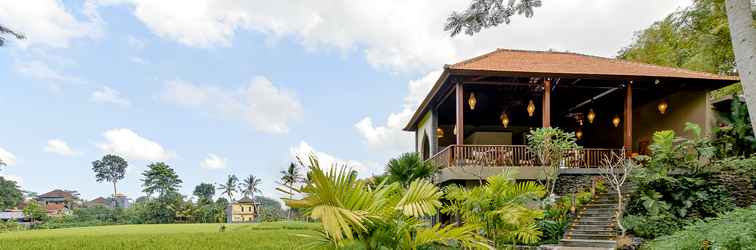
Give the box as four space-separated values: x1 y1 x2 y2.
226 196 258 223
0 211 25 222
37 189 80 216
89 197 109 207
88 193 131 208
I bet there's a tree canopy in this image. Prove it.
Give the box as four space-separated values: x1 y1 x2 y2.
141 162 182 197
445 0 541 36
385 152 437 187
0 24 24 46
218 174 238 201
193 183 215 204
0 177 23 210
241 174 262 197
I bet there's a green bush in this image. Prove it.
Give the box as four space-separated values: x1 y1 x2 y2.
644 206 756 249
0 220 24 233
623 214 684 239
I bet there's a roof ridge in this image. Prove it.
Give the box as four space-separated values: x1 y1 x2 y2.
451 49 503 67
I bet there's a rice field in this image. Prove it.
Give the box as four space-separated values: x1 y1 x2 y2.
0 221 320 250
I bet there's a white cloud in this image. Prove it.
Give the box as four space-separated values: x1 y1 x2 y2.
161 77 303 134
44 139 78 156
91 86 131 107
92 0 690 72
289 141 377 176
0 0 101 48
201 154 227 170
355 70 441 154
0 147 17 166
14 60 80 83
96 128 174 161
127 35 146 49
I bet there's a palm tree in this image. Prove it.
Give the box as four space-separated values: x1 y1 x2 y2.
284 156 491 249
218 174 238 202
442 172 546 247
385 153 437 187
279 163 302 220
241 174 262 198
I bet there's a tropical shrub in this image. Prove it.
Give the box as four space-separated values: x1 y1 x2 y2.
644 206 756 249
285 156 491 249
443 173 546 247
385 152 437 187
623 214 684 239
712 95 756 158
0 220 23 233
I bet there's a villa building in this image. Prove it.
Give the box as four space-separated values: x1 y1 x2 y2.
226 196 258 223
404 49 739 184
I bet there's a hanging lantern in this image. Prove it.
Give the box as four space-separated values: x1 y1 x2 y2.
657 100 668 114
453 124 457 135
587 109 596 124
468 92 477 110
436 128 444 138
500 113 510 128
575 129 583 140
612 115 621 128
527 100 536 117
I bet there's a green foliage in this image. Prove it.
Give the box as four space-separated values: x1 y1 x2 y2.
141 162 182 198
241 174 262 197
443 173 545 247
91 155 128 185
0 220 23 233
385 152 437 187
0 176 23 210
623 214 684 239
618 0 740 75
23 202 47 223
193 183 215 205
285 156 491 249
445 0 542 36
713 96 756 157
644 206 756 249
255 196 286 222
635 124 716 176
218 174 238 201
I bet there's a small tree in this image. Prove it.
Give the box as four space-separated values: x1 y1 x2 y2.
0 177 23 210
598 148 638 236
277 163 302 220
92 154 128 208
23 201 46 223
193 183 216 205
445 0 542 36
0 25 24 46
527 128 580 197
141 162 182 198
385 153 437 187
218 175 238 202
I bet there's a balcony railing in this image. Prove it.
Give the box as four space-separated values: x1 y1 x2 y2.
428 145 623 169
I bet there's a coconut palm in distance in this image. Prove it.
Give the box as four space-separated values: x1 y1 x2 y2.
241 174 262 198
278 163 302 220
218 174 238 202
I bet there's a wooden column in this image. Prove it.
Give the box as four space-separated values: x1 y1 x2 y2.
455 82 464 145
542 78 552 128
624 81 633 152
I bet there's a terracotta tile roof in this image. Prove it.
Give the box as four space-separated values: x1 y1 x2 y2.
39 189 75 199
46 203 65 212
90 197 108 204
448 49 739 81
236 196 257 204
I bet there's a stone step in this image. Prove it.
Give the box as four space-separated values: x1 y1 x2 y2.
560 239 617 248
567 233 616 240
569 229 616 235
569 224 614 230
572 220 612 226
584 204 617 208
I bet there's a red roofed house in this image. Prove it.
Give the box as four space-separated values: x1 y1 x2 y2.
404 49 739 184
37 189 80 216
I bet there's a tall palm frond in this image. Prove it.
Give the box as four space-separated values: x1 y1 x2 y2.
385 153 437 186
218 174 238 201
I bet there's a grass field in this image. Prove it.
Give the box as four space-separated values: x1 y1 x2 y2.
0 221 320 250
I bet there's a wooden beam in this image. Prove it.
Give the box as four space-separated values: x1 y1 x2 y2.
624 81 633 152
455 82 464 145
566 88 620 113
542 79 551 128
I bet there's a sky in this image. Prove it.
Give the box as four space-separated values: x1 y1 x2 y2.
0 0 692 202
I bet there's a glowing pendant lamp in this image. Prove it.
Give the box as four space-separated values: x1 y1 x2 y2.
612 115 621 128
500 113 510 128
657 100 668 114
527 100 536 117
468 93 477 110
587 109 596 124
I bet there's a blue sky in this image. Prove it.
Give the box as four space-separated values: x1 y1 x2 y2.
0 0 691 202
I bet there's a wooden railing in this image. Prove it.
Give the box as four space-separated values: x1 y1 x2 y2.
427 145 623 169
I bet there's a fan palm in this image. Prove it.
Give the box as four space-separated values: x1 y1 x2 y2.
385 153 437 187
443 173 546 247
285 156 492 249
218 174 238 201
242 174 262 198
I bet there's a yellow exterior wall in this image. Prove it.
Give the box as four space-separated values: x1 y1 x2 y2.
229 203 257 223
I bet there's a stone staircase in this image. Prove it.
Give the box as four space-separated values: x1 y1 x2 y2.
559 184 636 248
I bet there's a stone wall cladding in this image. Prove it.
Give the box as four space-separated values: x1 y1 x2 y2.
715 170 756 207
554 175 597 196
